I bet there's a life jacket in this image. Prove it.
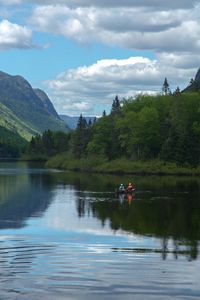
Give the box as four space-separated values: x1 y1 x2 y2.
127 184 133 190
119 185 125 190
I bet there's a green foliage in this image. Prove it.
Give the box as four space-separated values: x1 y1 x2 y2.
87 115 121 159
26 129 71 159
0 75 68 136
162 77 171 95
72 114 91 158
0 126 27 158
111 95 121 115
46 92 200 171
0 102 37 140
47 155 200 175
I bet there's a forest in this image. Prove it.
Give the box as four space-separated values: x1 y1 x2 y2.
0 126 27 158
26 90 200 173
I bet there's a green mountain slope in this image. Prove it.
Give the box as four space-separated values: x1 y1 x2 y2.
0 71 68 140
0 102 37 140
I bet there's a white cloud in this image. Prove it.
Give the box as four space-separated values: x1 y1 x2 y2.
1 1 199 55
29 4 200 54
0 0 198 116
0 0 195 10
45 56 196 116
63 101 92 113
0 20 33 50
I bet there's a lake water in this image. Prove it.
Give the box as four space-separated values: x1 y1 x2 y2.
0 162 200 300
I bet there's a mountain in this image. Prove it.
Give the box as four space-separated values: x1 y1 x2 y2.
182 68 200 92
195 68 200 84
0 71 68 140
60 115 96 129
34 88 59 118
59 115 80 129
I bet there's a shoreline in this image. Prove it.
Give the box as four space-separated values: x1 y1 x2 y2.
1 156 199 176
45 153 200 176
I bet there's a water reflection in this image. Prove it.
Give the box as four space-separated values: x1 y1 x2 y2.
0 164 200 299
54 171 200 261
81 194 200 260
0 164 200 262
0 162 54 229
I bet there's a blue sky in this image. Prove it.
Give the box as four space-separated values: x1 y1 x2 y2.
0 0 199 116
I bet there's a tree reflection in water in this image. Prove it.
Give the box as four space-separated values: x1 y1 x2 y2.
67 173 200 262
0 169 54 229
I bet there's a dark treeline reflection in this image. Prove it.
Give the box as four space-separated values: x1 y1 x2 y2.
55 171 200 260
0 164 200 261
53 170 200 194
91 196 200 260
0 167 54 229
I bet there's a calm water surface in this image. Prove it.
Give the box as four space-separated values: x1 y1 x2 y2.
0 162 200 299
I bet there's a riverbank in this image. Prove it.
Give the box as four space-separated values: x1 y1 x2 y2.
45 153 200 176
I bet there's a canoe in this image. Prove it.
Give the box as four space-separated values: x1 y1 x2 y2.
117 188 135 194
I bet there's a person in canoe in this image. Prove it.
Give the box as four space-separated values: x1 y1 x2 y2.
118 183 126 193
126 182 135 193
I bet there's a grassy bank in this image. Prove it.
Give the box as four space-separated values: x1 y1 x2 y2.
46 153 200 175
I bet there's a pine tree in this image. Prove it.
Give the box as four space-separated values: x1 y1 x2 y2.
189 78 198 91
111 95 121 115
72 114 89 158
162 78 171 95
102 110 106 117
173 86 181 96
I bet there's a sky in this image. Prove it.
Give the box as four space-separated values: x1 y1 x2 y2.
0 0 200 116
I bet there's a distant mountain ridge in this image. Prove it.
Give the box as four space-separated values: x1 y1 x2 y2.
60 115 96 129
0 71 68 140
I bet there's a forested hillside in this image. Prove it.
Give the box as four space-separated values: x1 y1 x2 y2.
0 71 70 158
0 71 68 140
28 92 200 172
0 126 26 157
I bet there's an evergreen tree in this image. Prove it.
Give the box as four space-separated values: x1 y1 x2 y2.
27 130 70 157
111 95 121 115
42 130 55 155
173 86 181 96
72 114 89 158
162 78 171 95
189 78 198 91
190 78 195 85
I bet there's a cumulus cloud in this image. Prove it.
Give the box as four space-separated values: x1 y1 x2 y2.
0 0 199 115
59 0 195 10
0 19 33 50
44 56 196 116
0 0 196 10
1 0 199 55
29 4 200 54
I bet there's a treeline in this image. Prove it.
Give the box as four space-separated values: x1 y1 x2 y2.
27 92 200 167
27 130 71 158
0 126 26 158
